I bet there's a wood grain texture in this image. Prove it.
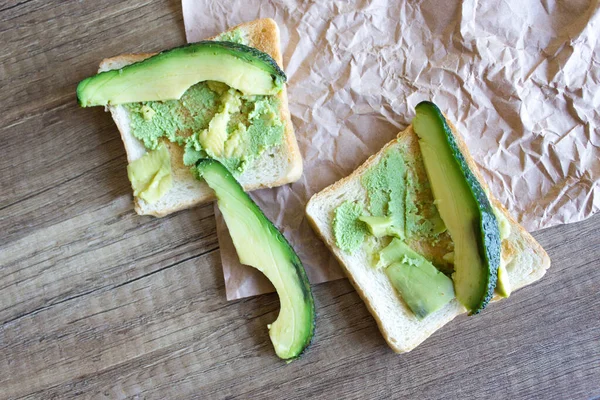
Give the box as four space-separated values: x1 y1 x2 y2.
1 1 599 399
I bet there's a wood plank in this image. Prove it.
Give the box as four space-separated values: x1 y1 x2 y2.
0 0 184 210
2 217 599 399
1 0 599 399
0 0 185 126
0 197 218 323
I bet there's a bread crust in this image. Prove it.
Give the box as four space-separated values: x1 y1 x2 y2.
100 18 302 216
306 124 551 353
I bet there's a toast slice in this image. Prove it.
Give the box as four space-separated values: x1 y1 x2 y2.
306 124 551 353
99 18 302 217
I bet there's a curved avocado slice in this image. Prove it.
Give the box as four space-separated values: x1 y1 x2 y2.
194 159 315 360
77 41 286 107
413 101 500 314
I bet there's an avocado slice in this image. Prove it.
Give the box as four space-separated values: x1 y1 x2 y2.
194 159 315 360
378 237 412 269
77 41 286 107
383 239 455 319
413 101 501 314
126 143 172 204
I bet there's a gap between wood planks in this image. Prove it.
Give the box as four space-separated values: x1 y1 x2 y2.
1 246 219 326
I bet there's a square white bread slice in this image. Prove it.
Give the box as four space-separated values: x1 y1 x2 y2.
98 18 302 217
306 125 551 353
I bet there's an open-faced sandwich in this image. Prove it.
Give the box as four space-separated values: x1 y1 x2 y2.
306 101 551 352
77 19 314 361
78 18 302 217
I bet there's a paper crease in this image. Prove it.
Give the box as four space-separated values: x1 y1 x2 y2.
183 0 600 300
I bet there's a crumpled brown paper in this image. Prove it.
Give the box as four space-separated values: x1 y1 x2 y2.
183 0 600 300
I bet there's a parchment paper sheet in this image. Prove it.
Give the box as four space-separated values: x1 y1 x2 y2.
183 0 600 300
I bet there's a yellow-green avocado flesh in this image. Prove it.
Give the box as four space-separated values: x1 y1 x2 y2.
194 159 315 360
382 239 455 319
493 206 512 297
413 101 500 314
125 81 284 175
126 143 172 204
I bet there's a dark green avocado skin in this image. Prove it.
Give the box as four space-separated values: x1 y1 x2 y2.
415 101 500 314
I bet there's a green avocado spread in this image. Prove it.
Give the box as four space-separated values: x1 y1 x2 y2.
333 143 446 254
127 143 173 204
215 29 247 45
331 141 457 321
122 30 284 203
333 201 369 253
124 81 284 175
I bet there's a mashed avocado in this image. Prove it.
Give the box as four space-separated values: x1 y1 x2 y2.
123 27 284 195
198 88 242 157
332 143 447 253
127 143 172 204
215 29 247 45
333 201 369 253
124 80 284 174
125 81 218 149
362 148 407 232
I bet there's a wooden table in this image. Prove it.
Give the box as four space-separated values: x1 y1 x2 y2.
2 1 599 398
